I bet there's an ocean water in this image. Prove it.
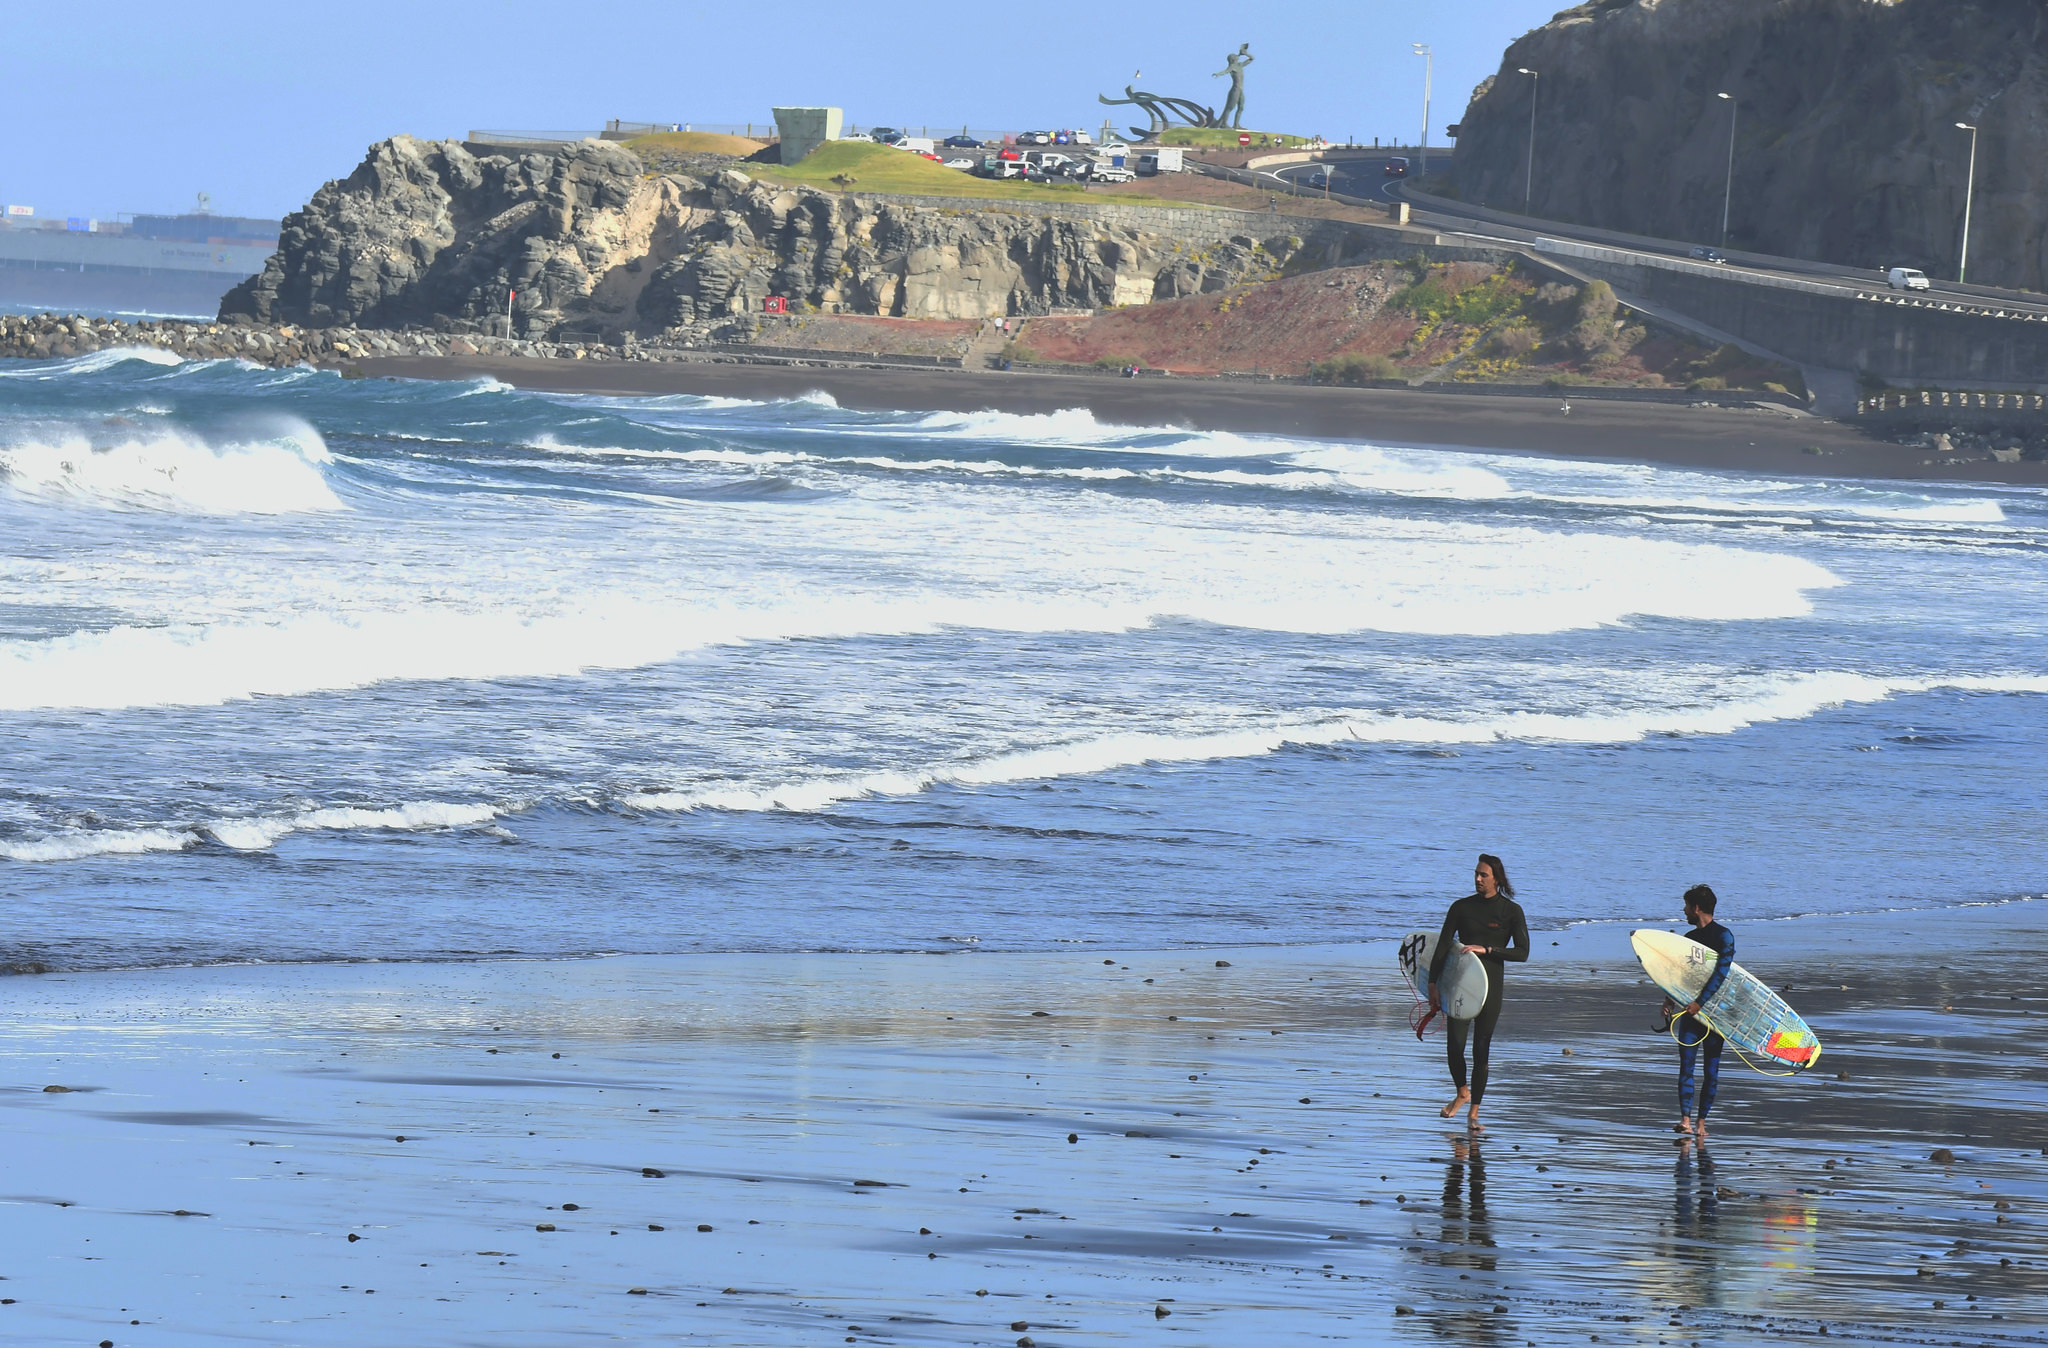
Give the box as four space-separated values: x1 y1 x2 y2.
2 349 2044 972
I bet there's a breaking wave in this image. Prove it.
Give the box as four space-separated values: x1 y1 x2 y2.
0 419 341 514
622 669 2048 814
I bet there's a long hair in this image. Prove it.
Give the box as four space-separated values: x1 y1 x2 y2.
1477 853 1514 899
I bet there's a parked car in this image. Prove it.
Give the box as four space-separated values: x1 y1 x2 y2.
1089 165 1136 183
1688 245 1728 264
942 134 983 148
867 127 902 143
1306 170 1330 189
1384 156 1409 177
943 156 977 170
1887 266 1932 291
1016 130 1053 146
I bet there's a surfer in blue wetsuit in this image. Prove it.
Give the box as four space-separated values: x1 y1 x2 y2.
1429 854 1530 1132
1666 884 1734 1141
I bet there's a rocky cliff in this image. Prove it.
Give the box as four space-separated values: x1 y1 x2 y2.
1451 0 2048 290
223 136 1316 339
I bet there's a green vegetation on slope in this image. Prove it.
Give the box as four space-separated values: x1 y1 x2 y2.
625 131 768 158
750 141 1149 204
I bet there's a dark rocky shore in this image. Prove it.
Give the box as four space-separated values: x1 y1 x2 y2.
0 309 646 368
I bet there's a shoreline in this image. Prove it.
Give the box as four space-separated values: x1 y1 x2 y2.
1 905 2040 1345
353 352 2048 486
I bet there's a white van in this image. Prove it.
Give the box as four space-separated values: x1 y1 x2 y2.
1887 266 1931 291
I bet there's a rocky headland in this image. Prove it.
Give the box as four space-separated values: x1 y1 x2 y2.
1452 0 2047 289
215 135 1331 346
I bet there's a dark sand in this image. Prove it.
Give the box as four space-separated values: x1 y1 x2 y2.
1 904 2041 1345
351 353 2048 487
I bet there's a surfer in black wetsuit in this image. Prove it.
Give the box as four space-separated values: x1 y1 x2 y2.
1665 884 1734 1141
1429 854 1530 1131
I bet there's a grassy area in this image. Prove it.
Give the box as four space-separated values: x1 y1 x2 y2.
624 131 768 157
1157 127 1313 149
747 140 1195 206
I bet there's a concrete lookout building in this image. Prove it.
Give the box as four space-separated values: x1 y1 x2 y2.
773 107 842 164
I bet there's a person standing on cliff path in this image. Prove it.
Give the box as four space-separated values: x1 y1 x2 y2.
1429 854 1530 1132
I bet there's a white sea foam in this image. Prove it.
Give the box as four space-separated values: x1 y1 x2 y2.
0 595 1154 711
0 501 1854 710
0 420 341 514
4 800 504 863
0 346 185 379
203 800 504 850
0 826 199 863
453 376 515 397
909 405 1137 445
9 672 2041 858
621 670 2048 816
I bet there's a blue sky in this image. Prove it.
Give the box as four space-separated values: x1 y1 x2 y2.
1 0 1564 221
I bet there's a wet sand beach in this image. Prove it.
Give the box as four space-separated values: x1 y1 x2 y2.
350 352 2048 487
2 904 2041 1347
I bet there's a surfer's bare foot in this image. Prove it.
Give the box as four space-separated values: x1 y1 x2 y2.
1673 1116 1694 1134
1439 1089 1470 1119
1466 1108 1485 1133
1694 1119 1709 1141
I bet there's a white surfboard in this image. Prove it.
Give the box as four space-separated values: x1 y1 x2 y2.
1399 930 1490 1022
1631 929 1822 1071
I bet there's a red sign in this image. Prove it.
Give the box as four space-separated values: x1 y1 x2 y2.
763 296 788 314
1238 133 1251 147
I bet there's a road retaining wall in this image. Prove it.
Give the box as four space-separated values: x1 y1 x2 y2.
1531 238 2048 386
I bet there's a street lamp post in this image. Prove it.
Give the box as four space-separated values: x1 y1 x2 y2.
1517 67 1539 212
1956 120 1979 283
1414 44 1433 179
1716 91 1737 248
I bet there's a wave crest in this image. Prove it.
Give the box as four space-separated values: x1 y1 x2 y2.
0 419 341 514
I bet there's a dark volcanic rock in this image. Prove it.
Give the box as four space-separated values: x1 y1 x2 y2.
218 136 1313 340
1452 0 2048 288
222 135 683 336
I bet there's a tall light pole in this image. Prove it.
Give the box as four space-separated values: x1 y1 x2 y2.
1518 67 1539 213
1956 120 1979 283
1716 92 1737 248
1414 44 1433 179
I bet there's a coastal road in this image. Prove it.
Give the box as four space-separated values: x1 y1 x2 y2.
1254 160 2048 321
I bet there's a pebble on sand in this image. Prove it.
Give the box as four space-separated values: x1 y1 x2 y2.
1155 1305 1171 1318
1931 1148 1957 1164
628 1287 648 1295
697 1224 714 1232
642 1168 666 1178
346 1233 360 1243
41 1085 74 1094
1067 1133 1078 1143
649 1224 665 1231
535 1223 556 1232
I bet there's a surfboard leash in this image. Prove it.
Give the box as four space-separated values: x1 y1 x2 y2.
1664 1014 1803 1077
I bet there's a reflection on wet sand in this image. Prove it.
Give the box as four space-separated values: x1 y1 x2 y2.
0 909 2039 1346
